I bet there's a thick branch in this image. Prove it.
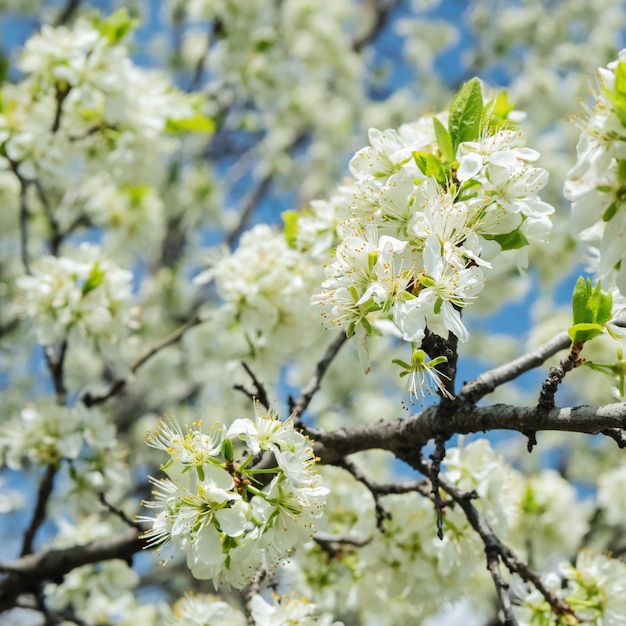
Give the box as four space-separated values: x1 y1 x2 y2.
313 402 626 463
0 526 146 611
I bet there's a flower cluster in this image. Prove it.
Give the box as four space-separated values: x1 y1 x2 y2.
312 80 553 373
195 224 324 376
516 551 626 625
168 591 340 626
0 401 116 469
565 49 626 295
13 242 135 347
139 403 328 589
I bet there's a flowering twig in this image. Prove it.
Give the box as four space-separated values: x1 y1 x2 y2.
414 456 574 624
422 328 459 406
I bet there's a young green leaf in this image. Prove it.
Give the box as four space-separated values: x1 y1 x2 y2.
413 151 447 186
569 277 613 343
282 210 300 248
166 112 215 134
433 116 454 162
82 262 105 296
448 77 484 153
482 228 529 251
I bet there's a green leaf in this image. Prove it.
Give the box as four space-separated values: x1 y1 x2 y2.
602 202 618 221
282 210 299 248
569 277 613 343
93 8 138 44
166 112 215 134
483 228 529 251
605 61 626 125
568 322 605 343
448 77 484 152
81 262 105 295
489 91 515 120
413 151 447 186
361 315 374 335
433 116 454 162
615 61 626 97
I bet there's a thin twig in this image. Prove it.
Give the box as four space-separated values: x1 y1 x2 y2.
225 175 272 249
429 435 447 539
290 331 349 419
333 457 390 531
459 331 571 405
244 568 267 625
414 456 574 623
537 342 584 410
20 464 58 557
97 492 142 531
18 176 31 275
353 0 398 52
54 0 82 26
602 427 626 447
234 362 270 409
44 340 68 406
83 313 205 407
409 455 518 624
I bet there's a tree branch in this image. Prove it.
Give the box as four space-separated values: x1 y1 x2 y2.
0 526 146 611
225 175 272 249
414 457 574 624
353 0 399 52
82 313 205 407
44 340 68 406
332 457 390 530
54 0 82 26
290 331 349 419
459 331 571 405
312 401 626 463
234 361 270 409
537 342 584 410
20 464 58 558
